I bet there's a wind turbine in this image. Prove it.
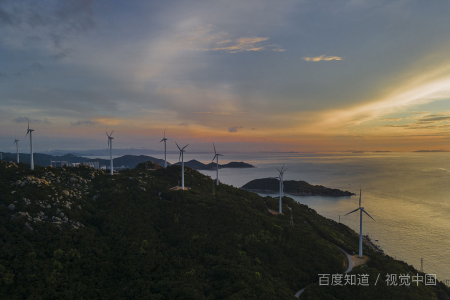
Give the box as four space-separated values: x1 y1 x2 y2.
212 143 224 185
26 120 34 170
344 189 375 258
106 130 114 175
176 142 189 190
13 135 19 163
159 128 168 168
276 165 287 214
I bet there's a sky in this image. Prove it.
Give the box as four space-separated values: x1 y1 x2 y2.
2 0 450 153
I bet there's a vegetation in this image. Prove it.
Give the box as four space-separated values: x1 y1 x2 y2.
0 160 448 299
242 178 355 196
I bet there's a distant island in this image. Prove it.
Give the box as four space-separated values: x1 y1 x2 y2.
242 178 355 196
173 159 254 170
414 149 449 152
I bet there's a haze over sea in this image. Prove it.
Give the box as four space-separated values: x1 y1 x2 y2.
86 151 450 280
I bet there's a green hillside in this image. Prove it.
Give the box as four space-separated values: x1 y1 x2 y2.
0 161 448 299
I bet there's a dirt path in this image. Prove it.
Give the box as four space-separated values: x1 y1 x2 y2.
295 246 357 298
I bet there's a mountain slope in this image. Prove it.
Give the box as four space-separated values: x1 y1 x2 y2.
0 161 448 299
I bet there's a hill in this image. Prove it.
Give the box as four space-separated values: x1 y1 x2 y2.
174 159 254 170
0 160 448 299
0 152 166 169
242 178 355 196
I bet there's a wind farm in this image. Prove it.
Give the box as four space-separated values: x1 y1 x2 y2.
1 0 450 298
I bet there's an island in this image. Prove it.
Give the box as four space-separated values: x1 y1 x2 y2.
174 159 254 170
241 177 355 196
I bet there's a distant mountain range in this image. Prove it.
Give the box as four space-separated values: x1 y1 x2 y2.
173 159 254 170
0 152 166 169
0 153 255 170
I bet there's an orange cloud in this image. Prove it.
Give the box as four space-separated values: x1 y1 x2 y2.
303 55 343 62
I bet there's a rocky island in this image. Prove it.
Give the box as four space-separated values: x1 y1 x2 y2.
174 159 255 170
242 178 355 196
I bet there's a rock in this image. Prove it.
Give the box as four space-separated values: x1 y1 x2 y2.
52 216 61 221
46 205 51 209
93 195 99 201
60 212 64 217
8 204 15 211
62 190 69 196
70 177 77 183
11 191 16 194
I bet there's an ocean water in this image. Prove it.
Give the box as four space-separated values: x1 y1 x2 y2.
91 151 450 281
177 152 449 282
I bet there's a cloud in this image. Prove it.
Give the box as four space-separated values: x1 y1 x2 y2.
302 55 343 62
228 126 243 132
178 122 188 126
0 0 95 58
212 37 284 53
71 120 99 126
14 116 51 124
179 25 284 53
14 62 44 77
379 118 402 121
194 111 231 115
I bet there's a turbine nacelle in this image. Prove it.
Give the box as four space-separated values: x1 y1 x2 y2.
160 128 168 143
176 142 189 161
212 143 225 161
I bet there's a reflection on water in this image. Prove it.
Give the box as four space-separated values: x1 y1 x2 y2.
194 152 450 281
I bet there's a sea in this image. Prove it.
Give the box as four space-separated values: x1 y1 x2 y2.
88 151 450 281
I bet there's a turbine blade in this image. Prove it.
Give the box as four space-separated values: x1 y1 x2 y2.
213 143 216 154
105 131 109 137
359 189 361 207
164 128 166 138
159 139 164 143
110 130 114 136
175 142 181 150
362 209 375 221
344 208 360 216
276 167 281 173
212 155 217 162
182 144 189 150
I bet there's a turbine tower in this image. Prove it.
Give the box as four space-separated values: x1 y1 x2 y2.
344 189 375 257
13 135 19 163
176 142 189 190
212 143 224 185
276 165 286 214
26 120 34 170
159 128 168 168
106 130 114 175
